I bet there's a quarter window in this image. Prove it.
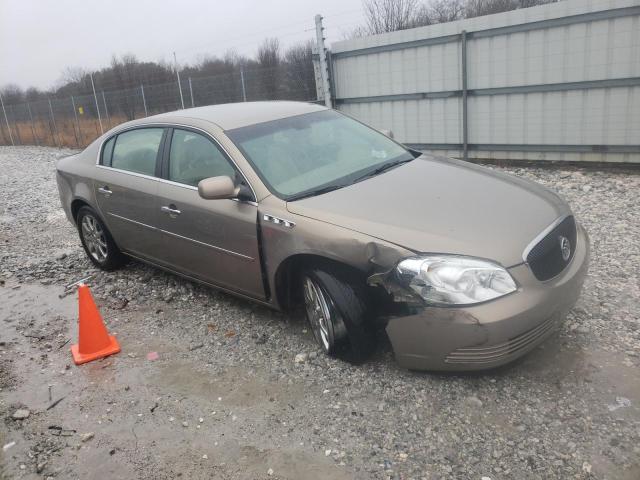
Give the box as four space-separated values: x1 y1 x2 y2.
111 128 164 176
101 136 115 166
168 129 236 187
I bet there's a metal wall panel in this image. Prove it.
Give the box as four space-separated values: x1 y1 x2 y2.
330 0 640 163
342 97 462 145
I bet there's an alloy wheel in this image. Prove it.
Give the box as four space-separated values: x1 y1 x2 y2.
81 214 108 263
303 276 347 352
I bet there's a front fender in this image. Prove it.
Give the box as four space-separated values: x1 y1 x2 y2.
258 196 414 309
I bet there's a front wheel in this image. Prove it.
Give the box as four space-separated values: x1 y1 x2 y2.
301 266 375 363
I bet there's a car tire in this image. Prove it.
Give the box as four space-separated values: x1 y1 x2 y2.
76 206 126 271
301 265 375 363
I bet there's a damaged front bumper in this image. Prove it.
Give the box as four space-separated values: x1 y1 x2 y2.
373 223 590 371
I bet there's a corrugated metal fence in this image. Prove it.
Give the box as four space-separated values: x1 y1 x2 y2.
327 0 640 164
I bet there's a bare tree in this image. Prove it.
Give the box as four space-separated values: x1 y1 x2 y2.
60 66 87 86
257 38 281 99
0 84 25 104
25 87 43 102
362 0 422 34
427 0 465 23
355 0 559 35
465 0 557 18
283 40 316 100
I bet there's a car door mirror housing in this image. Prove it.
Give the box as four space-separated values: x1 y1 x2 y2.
197 176 237 200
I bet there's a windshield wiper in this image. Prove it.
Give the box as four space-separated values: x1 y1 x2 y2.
353 158 414 183
286 183 349 201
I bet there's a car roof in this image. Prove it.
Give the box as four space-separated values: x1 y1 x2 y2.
142 101 327 130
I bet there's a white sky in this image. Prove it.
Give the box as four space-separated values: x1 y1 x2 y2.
0 0 366 90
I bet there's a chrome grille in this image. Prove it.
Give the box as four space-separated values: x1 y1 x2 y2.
526 216 577 281
445 315 557 364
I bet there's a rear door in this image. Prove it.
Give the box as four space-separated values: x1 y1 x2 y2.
156 127 265 299
94 127 167 263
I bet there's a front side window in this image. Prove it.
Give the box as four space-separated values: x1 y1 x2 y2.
226 110 413 200
168 129 236 187
111 128 164 176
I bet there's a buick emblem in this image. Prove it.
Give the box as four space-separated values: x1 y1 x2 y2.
559 236 571 261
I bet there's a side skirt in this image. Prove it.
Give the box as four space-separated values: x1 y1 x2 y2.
123 251 278 310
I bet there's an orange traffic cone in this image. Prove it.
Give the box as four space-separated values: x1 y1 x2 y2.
71 284 120 365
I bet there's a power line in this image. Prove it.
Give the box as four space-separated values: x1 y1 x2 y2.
174 8 364 56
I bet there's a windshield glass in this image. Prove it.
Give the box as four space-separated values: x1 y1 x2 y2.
226 110 414 200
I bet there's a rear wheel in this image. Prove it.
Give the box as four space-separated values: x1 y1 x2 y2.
77 206 126 271
301 265 375 363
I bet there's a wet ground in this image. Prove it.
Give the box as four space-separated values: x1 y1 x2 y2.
1 146 639 479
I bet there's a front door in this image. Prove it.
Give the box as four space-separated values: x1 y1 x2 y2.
94 127 166 263
156 127 265 299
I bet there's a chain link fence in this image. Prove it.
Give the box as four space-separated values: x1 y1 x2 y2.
0 64 319 148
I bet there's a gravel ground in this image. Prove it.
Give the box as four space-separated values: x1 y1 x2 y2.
0 146 639 480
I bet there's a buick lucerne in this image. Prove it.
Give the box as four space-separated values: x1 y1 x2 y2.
56 102 589 370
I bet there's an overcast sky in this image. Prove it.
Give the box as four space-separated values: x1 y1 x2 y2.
0 0 366 90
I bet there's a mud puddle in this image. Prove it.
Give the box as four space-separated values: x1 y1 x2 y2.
0 282 355 479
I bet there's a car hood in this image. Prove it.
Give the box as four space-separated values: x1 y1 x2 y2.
286 155 570 267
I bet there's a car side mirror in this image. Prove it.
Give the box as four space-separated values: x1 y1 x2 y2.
380 129 394 139
197 176 238 200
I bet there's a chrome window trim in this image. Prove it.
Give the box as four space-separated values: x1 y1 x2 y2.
521 214 572 263
94 122 258 204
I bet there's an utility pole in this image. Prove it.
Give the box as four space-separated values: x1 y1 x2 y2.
188 77 195 107
240 67 247 102
90 73 104 134
314 14 332 108
0 92 14 146
71 96 82 147
174 52 185 109
48 98 60 147
27 102 38 146
102 91 111 128
141 84 148 116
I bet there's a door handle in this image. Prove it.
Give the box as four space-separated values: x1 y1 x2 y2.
161 205 181 216
98 186 112 196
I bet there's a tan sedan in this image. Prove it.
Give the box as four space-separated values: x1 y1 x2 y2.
56 101 589 370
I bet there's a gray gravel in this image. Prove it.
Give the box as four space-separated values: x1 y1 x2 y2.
1 146 639 480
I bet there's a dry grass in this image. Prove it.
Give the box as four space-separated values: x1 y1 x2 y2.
0 115 130 148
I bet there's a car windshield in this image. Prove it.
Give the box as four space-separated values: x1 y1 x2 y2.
226 110 414 200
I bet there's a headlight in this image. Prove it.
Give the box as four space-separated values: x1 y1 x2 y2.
395 255 517 306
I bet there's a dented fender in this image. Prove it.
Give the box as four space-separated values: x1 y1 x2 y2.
257 195 414 310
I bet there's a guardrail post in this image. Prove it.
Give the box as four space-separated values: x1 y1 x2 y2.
461 30 468 162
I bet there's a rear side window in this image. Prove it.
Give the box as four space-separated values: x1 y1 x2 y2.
168 129 236 186
111 128 164 176
101 137 115 166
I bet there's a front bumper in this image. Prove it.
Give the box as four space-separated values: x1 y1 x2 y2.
385 223 590 371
